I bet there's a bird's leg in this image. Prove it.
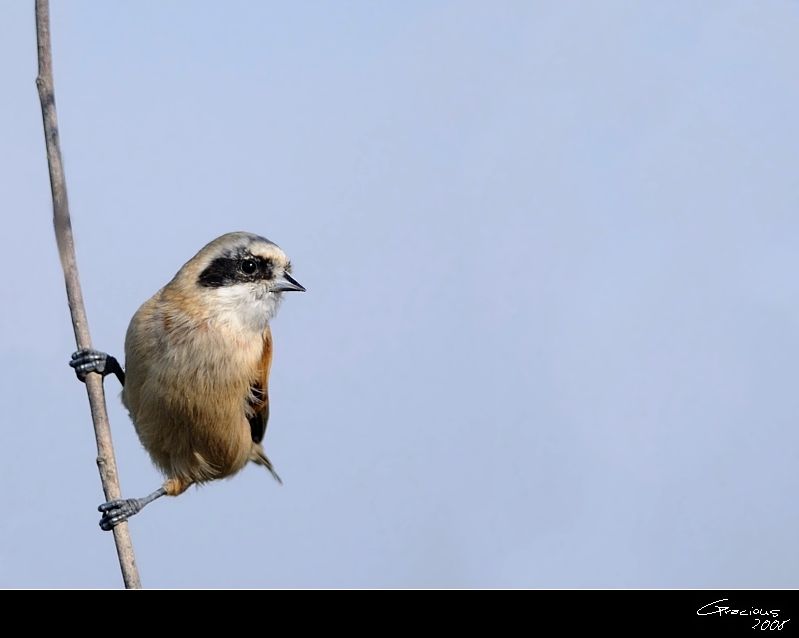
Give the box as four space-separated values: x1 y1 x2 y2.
98 487 166 531
69 348 125 385
98 478 191 531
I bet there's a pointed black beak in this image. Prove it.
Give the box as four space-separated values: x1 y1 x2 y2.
273 272 306 293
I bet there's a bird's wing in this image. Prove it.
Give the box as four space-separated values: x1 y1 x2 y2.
248 326 273 444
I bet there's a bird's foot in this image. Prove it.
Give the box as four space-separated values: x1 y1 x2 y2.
69 349 125 384
97 487 166 531
98 498 144 531
70 349 111 380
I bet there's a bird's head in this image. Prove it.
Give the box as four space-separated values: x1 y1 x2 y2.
171 231 305 332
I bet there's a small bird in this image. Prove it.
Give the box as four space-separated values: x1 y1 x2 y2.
70 232 305 530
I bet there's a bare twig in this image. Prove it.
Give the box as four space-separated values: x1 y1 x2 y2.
35 0 142 589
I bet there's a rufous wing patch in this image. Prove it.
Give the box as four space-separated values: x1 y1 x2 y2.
247 326 272 444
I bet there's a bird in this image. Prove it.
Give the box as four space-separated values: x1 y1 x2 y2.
69 231 305 530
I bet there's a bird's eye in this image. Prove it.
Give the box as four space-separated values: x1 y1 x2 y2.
240 259 258 275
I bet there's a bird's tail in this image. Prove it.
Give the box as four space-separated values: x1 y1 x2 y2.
250 444 283 485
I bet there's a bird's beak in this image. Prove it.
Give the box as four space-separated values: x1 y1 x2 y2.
273 272 306 293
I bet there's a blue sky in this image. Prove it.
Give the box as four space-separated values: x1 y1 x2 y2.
1 1 798 587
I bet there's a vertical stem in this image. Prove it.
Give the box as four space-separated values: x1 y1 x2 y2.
34 0 142 589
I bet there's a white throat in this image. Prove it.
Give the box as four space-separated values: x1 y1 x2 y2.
210 284 282 334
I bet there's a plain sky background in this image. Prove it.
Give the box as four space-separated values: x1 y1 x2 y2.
1 1 798 588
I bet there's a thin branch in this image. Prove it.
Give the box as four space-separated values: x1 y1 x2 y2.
35 0 142 589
